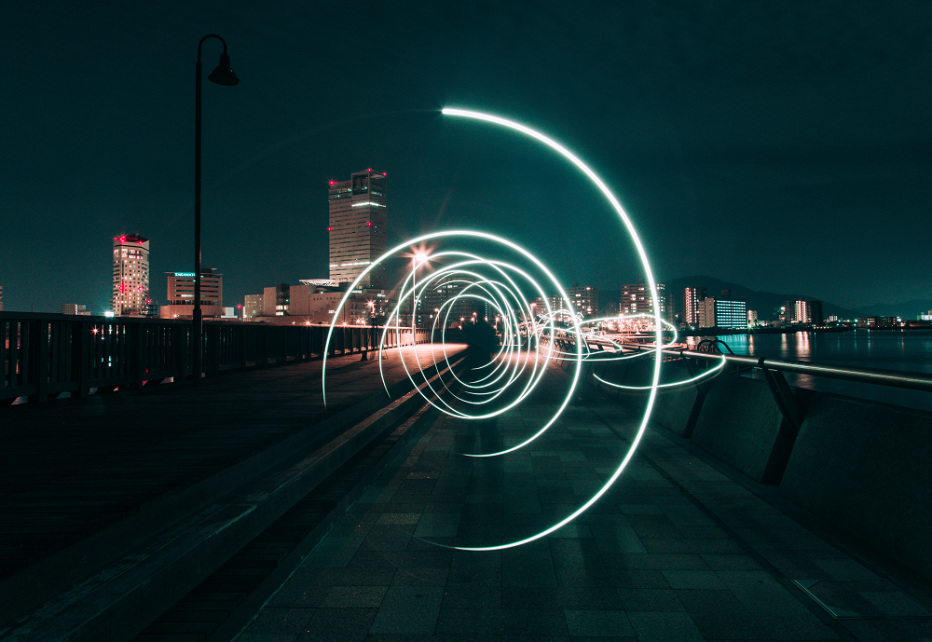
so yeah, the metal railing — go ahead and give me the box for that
[662,347,932,393]
[1,313,430,404]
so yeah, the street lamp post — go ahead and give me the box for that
[193,34,239,385]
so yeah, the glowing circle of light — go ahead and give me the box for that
[321,109,667,551]
[433,108,662,550]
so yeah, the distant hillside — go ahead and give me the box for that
[662,275,860,320]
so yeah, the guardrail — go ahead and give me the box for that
[1,313,430,405]
[653,346,932,435]
[666,347,932,392]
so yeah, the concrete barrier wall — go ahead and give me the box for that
[780,392,932,582]
[690,374,798,484]
[650,365,703,439]
[585,356,932,581]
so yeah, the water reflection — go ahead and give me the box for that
[685,330,932,412]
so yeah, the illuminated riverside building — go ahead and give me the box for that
[245,281,387,325]
[857,316,897,329]
[620,281,667,321]
[244,294,263,319]
[786,300,824,325]
[568,285,598,318]
[699,298,748,329]
[418,276,488,328]
[545,285,598,319]
[159,270,223,318]
[263,283,290,317]
[680,287,706,326]
[61,304,90,315]
[112,234,149,316]
[328,170,388,289]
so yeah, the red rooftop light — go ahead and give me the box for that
[327,227,332,231]
[367,222,371,226]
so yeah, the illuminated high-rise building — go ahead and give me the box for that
[328,170,387,289]
[546,285,599,319]
[620,280,668,321]
[680,287,706,326]
[699,298,747,329]
[112,233,149,316]
[787,300,823,325]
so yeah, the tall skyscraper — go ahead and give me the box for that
[328,170,388,289]
[112,234,149,316]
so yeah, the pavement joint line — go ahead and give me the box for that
[0,349,464,642]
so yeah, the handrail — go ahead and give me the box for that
[660,347,932,393]
[1,314,432,404]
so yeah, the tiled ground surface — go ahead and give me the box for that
[0,345,458,582]
[237,364,932,642]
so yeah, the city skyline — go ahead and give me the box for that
[1,2,930,313]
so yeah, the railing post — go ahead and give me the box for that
[172,323,186,384]
[240,325,248,371]
[74,321,91,398]
[209,324,220,376]
[27,319,49,403]
[129,321,149,389]
[761,365,803,435]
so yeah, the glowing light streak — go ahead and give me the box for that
[321,109,673,552]
[429,109,661,551]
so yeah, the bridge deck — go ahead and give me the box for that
[0,347,456,597]
[235,360,932,642]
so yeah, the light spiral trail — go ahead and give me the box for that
[321,109,721,551]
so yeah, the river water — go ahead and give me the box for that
[684,330,932,412]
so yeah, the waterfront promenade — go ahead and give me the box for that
[2,347,931,641]
[234,361,932,641]
[0,344,462,641]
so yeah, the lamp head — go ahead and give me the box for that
[209,52,240,86]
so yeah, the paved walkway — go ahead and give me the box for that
[237,362,932,641]
[0,344,462,621]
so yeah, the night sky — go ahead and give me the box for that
[2,1,930,313]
